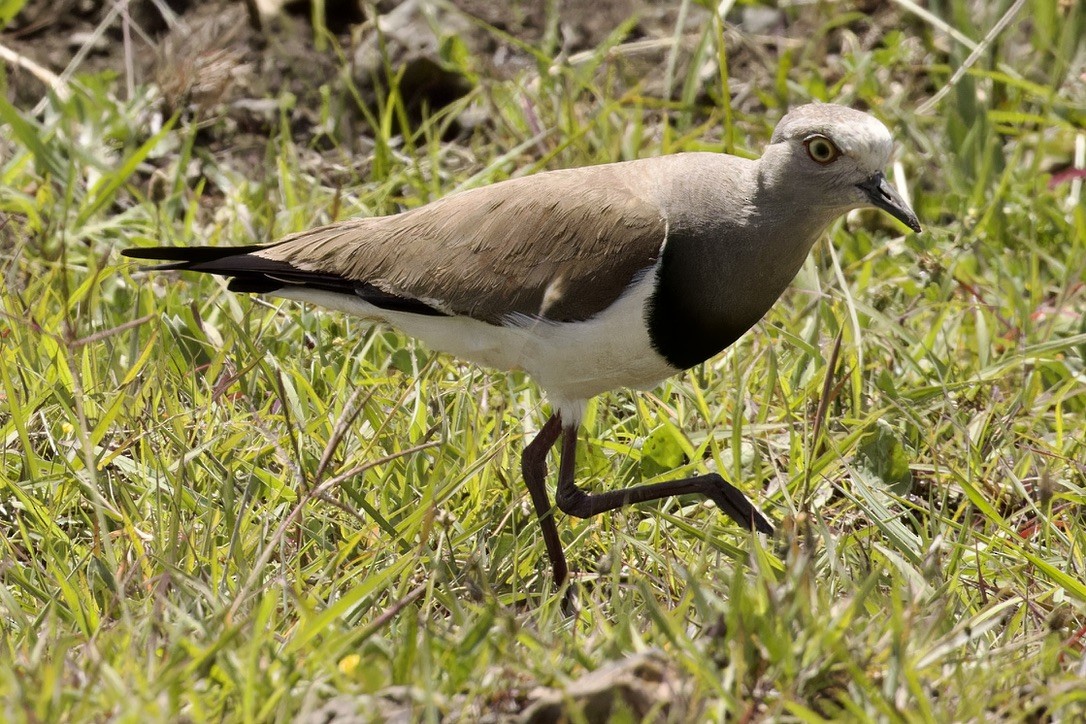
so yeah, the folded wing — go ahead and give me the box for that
[124,163,669,324]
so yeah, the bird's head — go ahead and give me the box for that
[765,103,921,232]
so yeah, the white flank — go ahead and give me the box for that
[270,264,677,425]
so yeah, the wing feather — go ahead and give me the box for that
[261,164,668,323]
[125,162,669,324]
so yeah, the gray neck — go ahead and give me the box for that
[642,155,839,369]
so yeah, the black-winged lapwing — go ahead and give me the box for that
[124,103,920,590]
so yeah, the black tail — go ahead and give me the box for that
[122,244,308,293]
[121,244,271,268]
[121,245,448,316]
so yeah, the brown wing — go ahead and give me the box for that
[259,164,668,323]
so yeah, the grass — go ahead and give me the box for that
[1,0,1085,720]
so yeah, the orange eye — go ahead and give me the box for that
[804,135,840,164]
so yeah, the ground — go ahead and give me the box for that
[1,0,1085,721]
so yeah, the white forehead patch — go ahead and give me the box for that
[773,104,894,171]
[832,115,893,170]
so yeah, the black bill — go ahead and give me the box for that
[857,171,921,232]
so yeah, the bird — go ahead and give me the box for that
[124,103,920,591]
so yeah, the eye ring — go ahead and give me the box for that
[804,135,840,164]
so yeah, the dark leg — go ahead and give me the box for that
[553,424,774,535]
[519,413,568,586]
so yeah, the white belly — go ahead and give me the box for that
[270,267,678,421]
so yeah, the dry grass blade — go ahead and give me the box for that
[0,40,71,102]
[917,0,1028,114]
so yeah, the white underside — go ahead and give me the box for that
[270,267,678,425]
